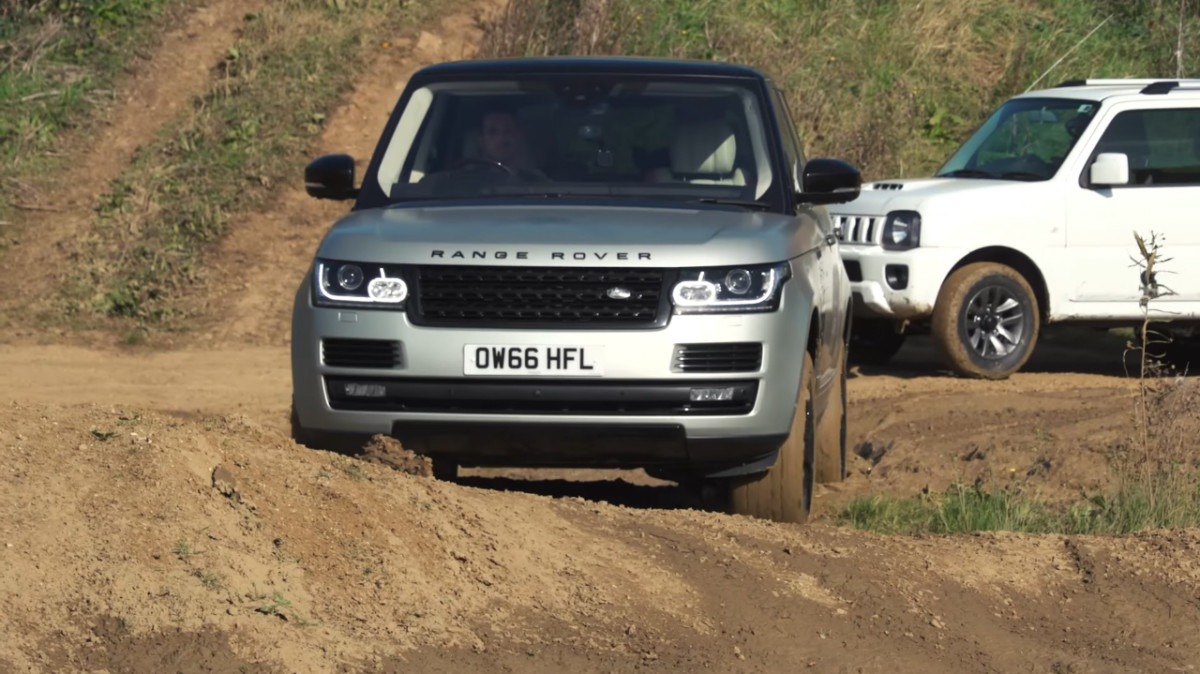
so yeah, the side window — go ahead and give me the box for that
[1092,108,1200,186]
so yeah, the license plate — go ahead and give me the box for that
[463,345,604,376]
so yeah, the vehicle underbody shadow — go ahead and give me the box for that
[453,469,711,512]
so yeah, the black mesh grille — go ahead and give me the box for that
[412,265,668,327]
[843,260,862,282]
[322,339,402,369]
[672,343,763,373]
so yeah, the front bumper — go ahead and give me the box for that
[839,245,963,320]
[290,270,814,474]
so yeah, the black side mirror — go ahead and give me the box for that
[305,154,358,200]
[796,158,861,205]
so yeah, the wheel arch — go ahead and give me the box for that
[947,247,1049,319]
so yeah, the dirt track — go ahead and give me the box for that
[2,1,1200,672]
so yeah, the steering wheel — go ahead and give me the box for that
[449,157,519,177]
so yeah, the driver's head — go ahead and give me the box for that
[479,110,522,164]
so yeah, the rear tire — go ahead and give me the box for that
[931,262,1040,379]
[728,351,815,524]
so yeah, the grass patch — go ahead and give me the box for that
[0,0,194,223]
[193,567,224,590]
[480,0,1200,180]
[60,0,444,328]
[837,468,1200,535]
[254,592,292,616]
[173,538,193,561]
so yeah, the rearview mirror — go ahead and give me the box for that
[305,154,358,200]
[796,158,861,205]
[1089,152,1130,187]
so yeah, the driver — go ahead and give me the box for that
[474,109,547,180]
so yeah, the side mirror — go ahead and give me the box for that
[305,154,358,200]
[1089,152,1130,187]
[796,158,861,205]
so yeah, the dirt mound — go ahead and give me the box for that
[0,404,699,671]
[3,401,1200,672]
[362,434,433,476]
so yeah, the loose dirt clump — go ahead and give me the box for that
[362,434,433,476]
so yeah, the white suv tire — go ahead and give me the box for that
[931,262,1041,379]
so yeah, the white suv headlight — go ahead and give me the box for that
[671,262,790,314]
[314,258,409,308]
[882,210,921,250]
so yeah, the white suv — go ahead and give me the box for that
[830,78,1200,378]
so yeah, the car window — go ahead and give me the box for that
[937,97,1099,181]
[1092,108,1200,186]
[372,76,781,208]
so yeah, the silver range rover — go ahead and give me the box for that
[290,57,861,523]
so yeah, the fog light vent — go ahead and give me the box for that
[885,264,909,290]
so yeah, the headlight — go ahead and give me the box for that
[881,210,921,250]
[671,262,790,314]
[314,258,409,308]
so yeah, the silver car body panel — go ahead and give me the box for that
[291,202,847,475]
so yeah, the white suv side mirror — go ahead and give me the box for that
[1089,152,1130,187]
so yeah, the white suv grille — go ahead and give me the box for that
[834,215,881,246]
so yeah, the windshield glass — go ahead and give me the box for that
[936,97,1099,181]
[373,75,779,207]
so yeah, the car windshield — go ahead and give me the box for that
[373,75,780,207]
[936,97,1099,181]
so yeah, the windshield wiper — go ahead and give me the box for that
[999,171,1048,181]
[938,169,996,179]
[694,198,773,210]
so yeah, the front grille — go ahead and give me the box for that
[835,215,881,245]
[322,339,402,369]
[843,260,863,282]
[672,343,763,373]
[411,265,669,328]
[325,378,757,416]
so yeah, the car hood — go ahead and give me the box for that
[315,201,820,268]
[830,176,1049,216]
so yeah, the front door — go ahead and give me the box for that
[1065,105,1200,320]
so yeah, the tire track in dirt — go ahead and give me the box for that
[0,0,267,327]
[195,0,508,349]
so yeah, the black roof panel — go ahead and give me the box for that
[410,56,772,81]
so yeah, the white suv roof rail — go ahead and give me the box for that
[1053,78,1200,94]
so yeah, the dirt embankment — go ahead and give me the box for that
[3,397,1200,673]
[2,0,1200,672]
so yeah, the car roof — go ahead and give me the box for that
[409,56,774,83]
[1016,78,1200,104]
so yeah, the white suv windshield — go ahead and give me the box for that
[374,76,778,205]
[936,97,1099,181]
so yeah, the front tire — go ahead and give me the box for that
[931,262,1040,379]
[728,351,815,524]
[814,344,847,483]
